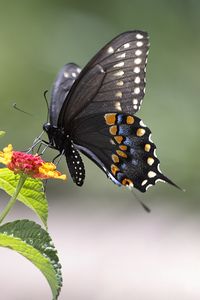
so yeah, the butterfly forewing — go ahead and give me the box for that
[50,63,81,126]
[58,31,149,128]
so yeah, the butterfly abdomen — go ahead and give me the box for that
[65,141,85,186]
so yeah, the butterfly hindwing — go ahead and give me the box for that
[58,31,149,128]
[71,113,176,192]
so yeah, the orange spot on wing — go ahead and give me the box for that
[122,178,133,187]
[144,143,151,152]
[114,135,123,144]
[112,154,119,163]
[109,125,118,135]
[116,150,127,158]
[104,113,117,125]
[119,145,127,151]
[126,116,134,124]
[111,164,120,175]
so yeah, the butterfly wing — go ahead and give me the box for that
[50,63,81,126]
[58,31,149,128]
[71,113,179,192]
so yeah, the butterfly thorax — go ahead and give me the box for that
[43,122,70,152]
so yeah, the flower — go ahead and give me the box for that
[0,144,67,180]
[39,162,67,180]
[0,144,13,165]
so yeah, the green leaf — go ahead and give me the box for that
[0,220,62,300]
[0,131,5,137]
[0,168,48,227]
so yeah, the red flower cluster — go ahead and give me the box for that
[8,151,43,177]
[0,144,66,180]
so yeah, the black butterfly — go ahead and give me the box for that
[43,30,179,192]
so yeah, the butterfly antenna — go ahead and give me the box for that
[131,189,151,213]
[43,90,50,123]
[13,103,33,116]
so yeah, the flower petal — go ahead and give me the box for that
[0,144,13,165]
[38,163,67,180]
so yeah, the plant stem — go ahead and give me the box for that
[0,174,27,224]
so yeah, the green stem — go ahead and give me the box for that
[0,174,27,224]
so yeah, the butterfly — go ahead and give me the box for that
[43,30,180,192]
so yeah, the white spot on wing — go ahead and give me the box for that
[133,105,138,110]
[114,70,124,76]
[137,41,143,47]
[108,46,114,54]
[139,120,146,127]
[115,101,122,111]
[134,87,140,94]
[136,33,143,39]
[141,179,148,186]
[147,157,154,166]
[77,68,81,73]
[72,72,77,78]
[64,72,69,78]
[133,98,138,105]
[134,58,142,65]
[148,171,157,178]
[124,43,130,48]
[134,67,140,73]
[134,76,141,84]
[117,53,126,59]
[116,91,122,98]
[114,61,125,68]
[110,139,115,145]
[135,49,142,56]
[116,80,124,86]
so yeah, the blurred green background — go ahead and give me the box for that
[0,0,200,299]
[0,0,200,204]
[0,0,199,203]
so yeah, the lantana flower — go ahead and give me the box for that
[0,144,66,180]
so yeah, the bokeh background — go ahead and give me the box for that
[0,0,199,299]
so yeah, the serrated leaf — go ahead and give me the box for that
[0,168,48,227]
[0,131,5,137]
[0,220,62,300]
